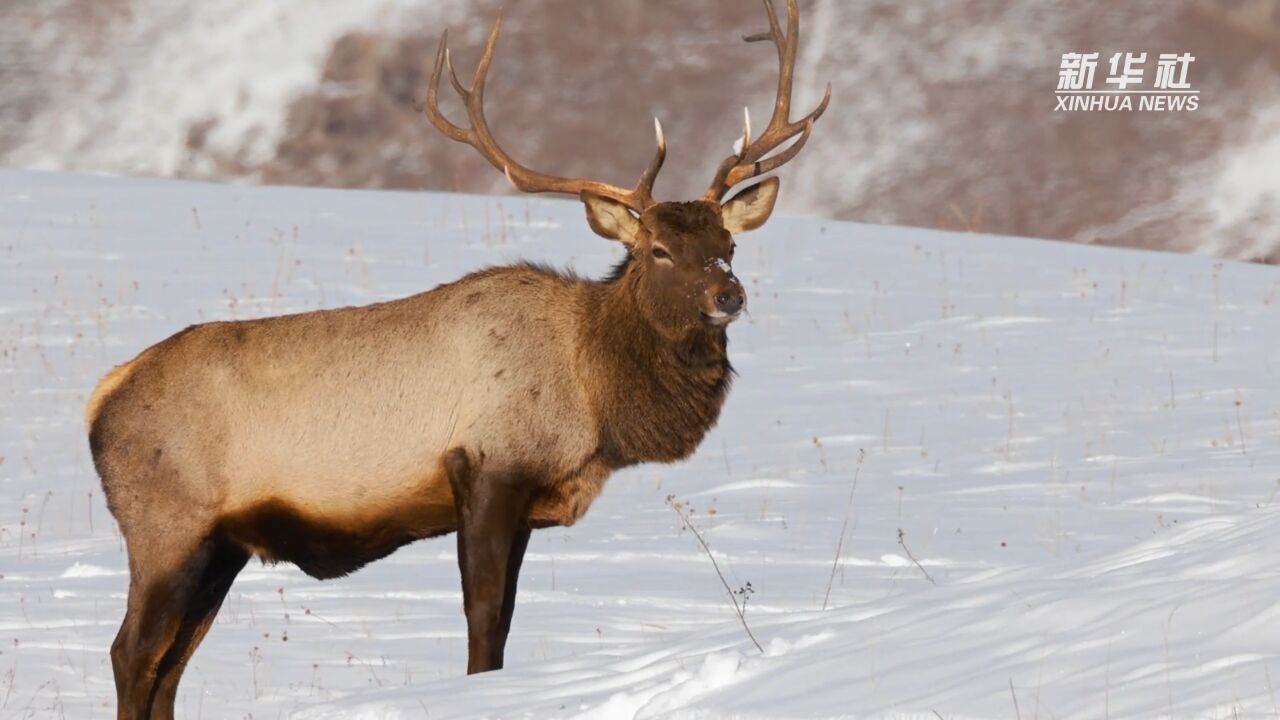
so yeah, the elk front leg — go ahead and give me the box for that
[498,526,531,645]
[446,449,532,674]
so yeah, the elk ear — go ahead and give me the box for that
[581,191,641,246]
[720,177,780,234]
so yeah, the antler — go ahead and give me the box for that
[704,0,831,202]
[425,13,667,213]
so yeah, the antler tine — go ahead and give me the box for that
[742,0,783,47]
[704,0,830,202]
[444,48,468,100]
[470,11,503,98]
[725,116,815,188]
[425,30,470,144]
[633,118,667,208]
[423,12,666,213]
[746,0,791,126]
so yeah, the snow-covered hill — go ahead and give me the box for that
[1,170,1278,718]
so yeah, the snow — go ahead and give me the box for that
[1,169,1279,718]
[6,1,1280,259]
[6,0,468,177]
[1200,106,1280,259]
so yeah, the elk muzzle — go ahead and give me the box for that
[703,272,745,326]
[714,289,744,317]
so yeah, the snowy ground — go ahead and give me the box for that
[1,169,1279,719]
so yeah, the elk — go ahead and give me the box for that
[86,1,827,716]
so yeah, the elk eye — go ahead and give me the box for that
[652,246,672,261]
[729,243,736,258]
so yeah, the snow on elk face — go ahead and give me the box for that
[585,196,775,336]
[641,204,745,329]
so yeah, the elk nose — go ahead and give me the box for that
[714,290,744,316]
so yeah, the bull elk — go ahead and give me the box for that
[86,1,828,716]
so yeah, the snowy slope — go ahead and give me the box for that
[1,170,1278,719]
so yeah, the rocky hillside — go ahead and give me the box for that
[2,0,1279,259]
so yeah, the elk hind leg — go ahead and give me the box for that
[149,537,249,719]
[110,533,219,719]
[446,448,532,674]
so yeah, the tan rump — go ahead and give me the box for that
[84,359,138,432]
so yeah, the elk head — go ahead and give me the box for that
[424,0,830,335]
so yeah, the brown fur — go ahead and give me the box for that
[89,0,821,707]
[84,349,152,433]
[87,195,760,716]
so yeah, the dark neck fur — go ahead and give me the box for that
[580,255,734,468]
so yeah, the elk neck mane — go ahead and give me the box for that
[580,250,734,468]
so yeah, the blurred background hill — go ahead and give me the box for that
[2,0,1278,260]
